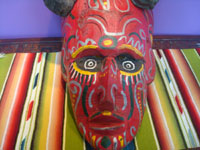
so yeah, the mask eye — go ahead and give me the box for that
[122,61,135,71]
[116,54,144,73]
[84,59,97,70]
[75,56,102,72]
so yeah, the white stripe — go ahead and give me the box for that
[62,90,68,150]
[169,82,176,97]
[93,74,96,84]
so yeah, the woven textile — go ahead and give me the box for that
[0,50,199,150]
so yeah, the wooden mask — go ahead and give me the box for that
[44,0,158,149]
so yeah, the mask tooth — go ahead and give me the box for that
[93,74,97,85]
[126,76,129,86]
[131,75,133,84]
[73,71,78,79]
[69,63,73,72]
[88,75,91,84]
[71,70,77,79]
[113,137,118,150]
[70,68,75,78]
[89,75,94,87]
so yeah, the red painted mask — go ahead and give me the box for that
[61,0,156,149]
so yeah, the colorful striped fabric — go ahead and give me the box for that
[0,50,199,150]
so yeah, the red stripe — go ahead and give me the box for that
[26,101,34,121]
[156,49,162,58]
[196,48,200,55]
[175,96,183,114]
[164,49,200,138]
[1,53,36,149]
[38,53,42,63]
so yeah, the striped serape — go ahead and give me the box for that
[0,49,199,150]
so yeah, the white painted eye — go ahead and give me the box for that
[84,59,97,70]
[122,61,135,71]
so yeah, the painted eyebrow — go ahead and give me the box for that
[117,44,143,59]
[71,45,98,58]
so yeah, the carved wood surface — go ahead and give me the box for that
[0,36,200,53]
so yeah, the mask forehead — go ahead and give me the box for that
[62,0,153,60]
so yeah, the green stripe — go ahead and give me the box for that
[113,113,124,121]
[82,86,89,117]
[91,112,101,119]
[181,49,200,85]
[64,92,84,150]
[0,54,15,98]
[122,75,126,91]
[135,106,159,150]
[128,77,134,120]
[129,32,142,42]
[81,75,85,85]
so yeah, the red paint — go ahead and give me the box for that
[196,48,200,55]
[26,101,34,121]
[156,49,162,58]
[175,96,183,114]
[38,52,42,63]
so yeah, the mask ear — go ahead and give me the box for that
[145,50,156,85]
[131,0,159,9]
[43,0,77,17]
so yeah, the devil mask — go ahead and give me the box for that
[44,0,157,149]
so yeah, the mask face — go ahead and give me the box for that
[61,0,156,149]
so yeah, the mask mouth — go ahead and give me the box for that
[88,112,125,135]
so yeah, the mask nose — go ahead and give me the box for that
[97,57,118,112]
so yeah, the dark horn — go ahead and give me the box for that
[131,0,159,9]
[43,0,76,17]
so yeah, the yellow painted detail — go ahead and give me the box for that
[102,111,112,116]
[118,44,143,57]
[71,45,98,58]
[100,73,106,77]
[150,34,153,45]
[73,62,97,75]
[120,65,144,76]
[103,40,112,46]
[118,136,124,147]
[103,1,107,5]
[92,136,96,148]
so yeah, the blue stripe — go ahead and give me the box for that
[33,73,39,89]
[21,138,26,150]
[165,70,171,82]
